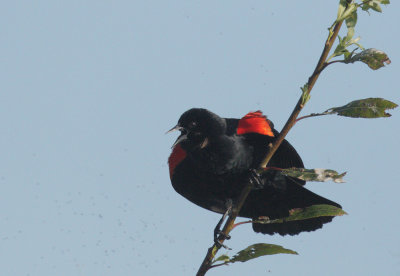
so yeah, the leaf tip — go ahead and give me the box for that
[339,209,349,216]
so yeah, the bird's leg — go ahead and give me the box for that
[213,199,233,249]
[248,169,264,189]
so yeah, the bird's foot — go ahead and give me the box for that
[213,200,233,250]
[214,230,231,250]
[248,169,264,189]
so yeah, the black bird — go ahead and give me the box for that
[168,108,341,236]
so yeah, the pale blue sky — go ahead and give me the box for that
[0,1,399,275]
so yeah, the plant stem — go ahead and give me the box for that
[196,15,344,276]
[259,20,343,168]
[196,183,254,276]
[319,59,347,73]
[296,112,327,122]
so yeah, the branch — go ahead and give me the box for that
[296,112,328,122]
[259,20,343,168]
[196,14,345,276]
[196,183,254,276]
[318,59,347,74]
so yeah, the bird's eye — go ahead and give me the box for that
[188,121,197,129]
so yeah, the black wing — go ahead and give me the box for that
[225,117,304,181]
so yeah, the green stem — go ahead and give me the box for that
[296,112,328,122]
[259,20,343,168]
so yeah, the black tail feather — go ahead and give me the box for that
[239,174,341,235]
[252,216,335,236]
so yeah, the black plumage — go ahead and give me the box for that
[168,108,341,235]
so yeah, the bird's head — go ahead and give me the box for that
[168,108,227,151]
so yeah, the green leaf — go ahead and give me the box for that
[337,0,348,21]
[255,205,347,225]
[337,1,357,22]
[344,47,359,61]
[329,17,363,62]
[326,98,398,118]
[341,3,358,21]
[347,48,391,70]
[230,244,298,263]
[362,0,390,13]
[212,254,230,265]
[345,9,357,29]
[300,84,310,106]
[211,244,298,268]
[344,9,357,42]
[281,168,346,183]
[331,44,349,60]
[370,2,383,12]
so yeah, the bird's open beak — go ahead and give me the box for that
[166,125,187,148]
[171,133,187,148]
[165,125,182,134]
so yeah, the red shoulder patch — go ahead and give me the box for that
[168,144,187,178]
[237,111,274,137]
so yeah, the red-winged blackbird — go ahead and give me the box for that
[168,108,341,235]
